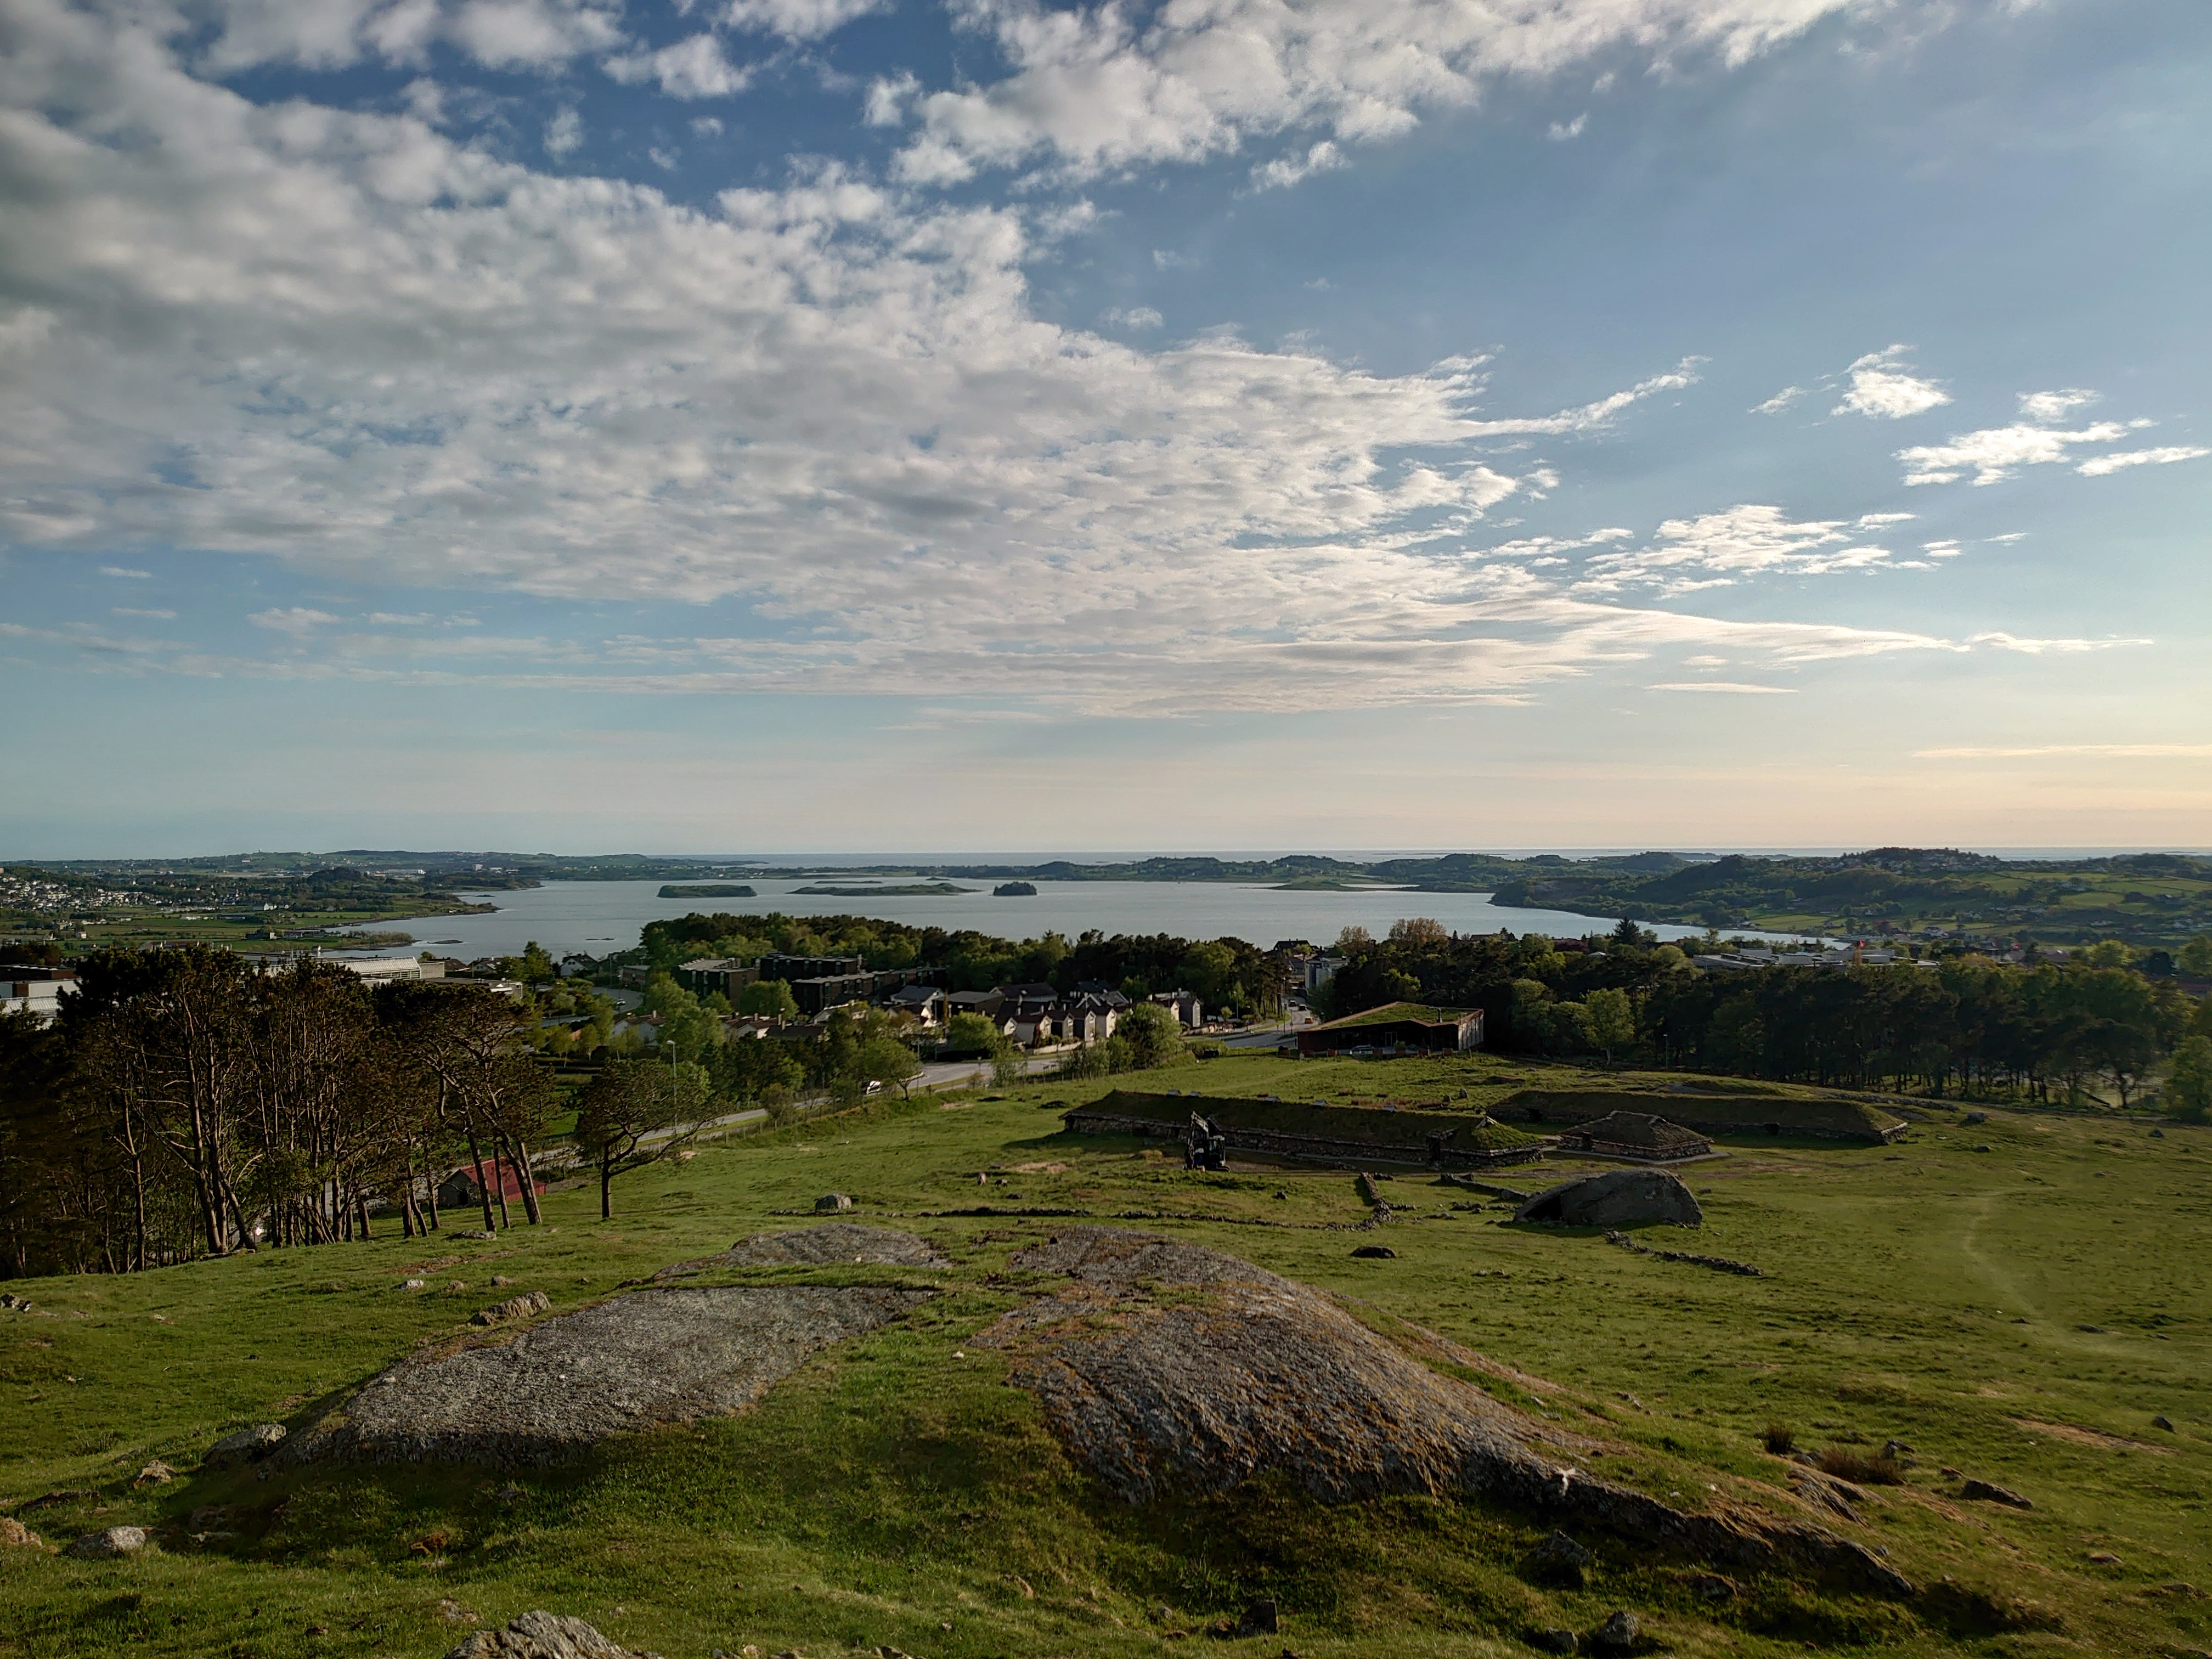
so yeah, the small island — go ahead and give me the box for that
[993,881,1038,896]
[794,881,975,896]
[658,883,757,898]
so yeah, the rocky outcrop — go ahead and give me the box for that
[443,1611,663,1659]
[656,1223,950,1278]
[204,1423,287,1469]
[289,1283,933,1468]
[983,1227,1905,1594]
[1514,1170,1702,1228]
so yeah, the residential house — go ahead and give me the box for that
[884,984,946,1026]
[1149,989,1203,1028]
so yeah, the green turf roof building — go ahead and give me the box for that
[1296,1000,1483,1057]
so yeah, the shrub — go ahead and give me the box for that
[1762,1423,1795,1455]
[1816,1447,1905,1485]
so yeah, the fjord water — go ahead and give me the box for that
[376,878,1807,960]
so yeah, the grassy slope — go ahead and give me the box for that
[2,1052,2208,1659]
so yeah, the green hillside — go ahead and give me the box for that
[2,1052,2208,1659]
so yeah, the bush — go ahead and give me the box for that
[1762,1423,1795,1455]
[1816,1447,1904,1485]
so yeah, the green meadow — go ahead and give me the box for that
[2,1051,2207,1659]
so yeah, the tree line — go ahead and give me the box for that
[0,946,721,1279]
[634,912,1282,1018]
[1319,919,2211,1109]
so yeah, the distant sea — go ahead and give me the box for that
[372,878,1824,961]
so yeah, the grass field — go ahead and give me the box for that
[2,1050,2207,1659]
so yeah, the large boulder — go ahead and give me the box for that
[982,1227,1905,1594]
[1514,1170,1702,1228]
[443,1611,662,1659]
[288,1283,934,1468]
[204,1423,288,1469]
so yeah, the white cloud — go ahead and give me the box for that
[1251,140,1344,190]
[722,0,887,39]
[1648,680,1796,693]
[2017,388,2096,422]
[0,1,2040,717]
[890,0,1878,185]
[112,606,178,618]
[606,33,753,98]
[543,106,583,157]
[99,566,153,578]
[690,116,725,138]
[1898,419,2129,485]
[1750,383,1807,415]
[1577,505,1902,595]
[1547,112,1587,141]
[197,0,624,74]
[1964,632,2151,654]
[2075,445,2209,477]
[1833,345,1949,420]
[249,607,344,633]
[1101,306,1163,329]
[864,70,919,126]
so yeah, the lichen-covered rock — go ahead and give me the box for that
[1514,1170,1702,1228]
[289,1284,933,1468]
[65,1526,148,1559]
[204,1423,287,1469]
[656,1224,950,1278]
[983,1228,1904,1594]
[443,1610,663,1659]
[472,1291,551,1326]
[814,1192,855,1213]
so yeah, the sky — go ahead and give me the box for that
[1,0,2208,857]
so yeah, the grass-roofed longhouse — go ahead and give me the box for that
[1558,1110,1712,1163]
[1294,1000,1483,1056]
[1062,1089,1549,1169]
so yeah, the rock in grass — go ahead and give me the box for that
[1514,1170,1702,1228]
[0,1517,46,1550]
[472,1291,551,1327]
[1961,1479,2033,1509]
[1350,1245,1396,1259]
[1528,1529,1595,1587]
[204,1423,287,1469]
[135,1460,176,1484]
[2152,1414,2176,1431]
[65,1526,148,1559]
[814,1193,855,1213]
[1531,1630,1579,1655]
[984,1228,1909,1595]
[443,1610,663,1658]
[1238,1598,1279,1635]
[1587,1609,1641,1656]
